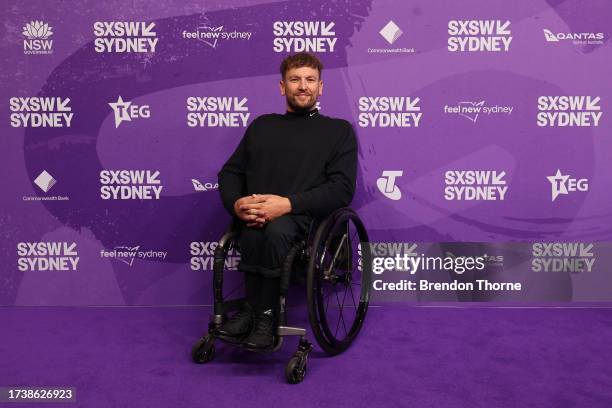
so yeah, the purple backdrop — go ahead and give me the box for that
[1,0,611,305]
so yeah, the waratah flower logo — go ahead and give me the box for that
[22,21,53,40]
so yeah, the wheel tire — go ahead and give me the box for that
[285,356,306,384]
[307,208,371,356]
[192,336,215,364]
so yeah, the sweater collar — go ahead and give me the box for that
[285,108,319,118]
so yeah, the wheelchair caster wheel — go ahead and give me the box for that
[192,335,215,364]
[285,356,307,384]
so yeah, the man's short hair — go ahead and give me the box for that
[280,52,323,79]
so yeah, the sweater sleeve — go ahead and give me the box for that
[288,121,357,217]
[217,123,252,216]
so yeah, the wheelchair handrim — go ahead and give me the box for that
[307,208,371,355]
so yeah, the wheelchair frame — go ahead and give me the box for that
[192,207,371,383]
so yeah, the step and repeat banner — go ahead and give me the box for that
[1,0,611,305]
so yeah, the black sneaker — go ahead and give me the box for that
[213,304,254,341]
[244,309,276,349]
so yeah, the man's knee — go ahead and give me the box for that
[264,216,299,245]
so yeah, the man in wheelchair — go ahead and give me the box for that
[215,52,358,349]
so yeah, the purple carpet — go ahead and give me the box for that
[2,305,612,407]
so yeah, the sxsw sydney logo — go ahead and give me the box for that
[93,21,158,53]
[358,97,422,127]
[532,242,595,273]
[190,241,240,271]
[186,96,250,127]
[273,21,337,52]
[10,97,72,128]
[537,96,601,127]
[100,245,167,266]
[448,20,512,52]
[100,170,163,200]
[182,25,253,48]
[17,242,79,271]
[543,28,604,45]
[23,20,54,55]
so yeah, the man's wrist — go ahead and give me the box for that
[284,197,292,215]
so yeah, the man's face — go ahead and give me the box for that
[280,66,323,112]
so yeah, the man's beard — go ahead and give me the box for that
[286,93,317,113]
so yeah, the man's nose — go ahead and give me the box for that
[298,79,308,90]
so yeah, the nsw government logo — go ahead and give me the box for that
[273,21,337,52]
[23,170,69,202]
[23,20,54,55]
[358,97,422,127]
[93,21,158,53]
[10,97,73,128]
[444,170,508,201]
[547,169,588,202]
[537,96,601,127]
[186,97,250,127]
[443,100,513,123]
[109,96,150,128]
[190,241,240,271]
[368,20,415,54]
[182,25,253,48]
[17,242,79,271]
[543,28,604,45]
[100,170,163,200]
[100,245,167,266]
[377,171,403,200]
[448,20,512,52]
[531,242,595,273]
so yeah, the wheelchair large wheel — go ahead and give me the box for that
[306,208,371,355]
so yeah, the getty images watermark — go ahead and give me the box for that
[367,242,521,293]
[370,242,522,291]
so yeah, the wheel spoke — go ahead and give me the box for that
[348,281,357,309]
[339,284,349,336]
[325,284,332,314]
[334,289,342,337]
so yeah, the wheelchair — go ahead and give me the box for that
[191,207,372,383]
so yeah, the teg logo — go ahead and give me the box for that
[17,242,79,271]
[93,21,158,53]
[547,169,588,202]
[448,20,512,52]
[272,21,337,52]
[531,242,595,273]
[186,97,250,127]
[22,20,54,55]
[358,97,422,127]
[108,96,150,128]
[537,96,601,127]
[377,171,403,200]
[444,170,508,201]
[9,97,73,128]
[100,170,163,200]
[190,241,240,271]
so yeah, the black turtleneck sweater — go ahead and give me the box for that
[218,108,357,218]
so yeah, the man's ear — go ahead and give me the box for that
[318,80,323,96]
[279,79,286,96]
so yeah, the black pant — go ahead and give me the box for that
[239,215,311,312]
